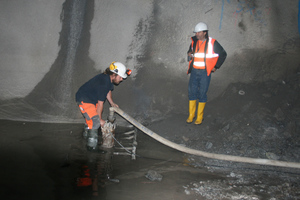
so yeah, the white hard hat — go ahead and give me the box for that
[193,22,208,33]
[109,62,127,78]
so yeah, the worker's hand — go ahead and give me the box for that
[100,119,106,127]
[187,52,194,58]
[212,68,217,73]
[111,103,119,108]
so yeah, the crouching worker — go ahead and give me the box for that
[76,62,131,151]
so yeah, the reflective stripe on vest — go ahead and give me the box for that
[193,37,219,75]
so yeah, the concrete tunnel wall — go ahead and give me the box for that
[0,0,299,123]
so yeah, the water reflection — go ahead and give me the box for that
[76,148,116,198]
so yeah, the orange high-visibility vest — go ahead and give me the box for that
[192,37,219,76]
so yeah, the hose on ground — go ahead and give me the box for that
[109,107,300,169]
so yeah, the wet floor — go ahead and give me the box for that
[0,120,223,200]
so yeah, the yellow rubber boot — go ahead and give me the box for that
[195,102,206,125]
[186,100,197,123]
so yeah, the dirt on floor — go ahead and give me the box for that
[0,74,300,200]
[146,73,300,199]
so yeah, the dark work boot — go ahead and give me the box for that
[86,129,98,151]
[83,124,88,139]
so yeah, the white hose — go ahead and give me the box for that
[109,107,300,169]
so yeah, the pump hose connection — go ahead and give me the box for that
[109,107,300,169]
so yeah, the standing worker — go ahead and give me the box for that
[76,62,131,151]
[186,22,227,125]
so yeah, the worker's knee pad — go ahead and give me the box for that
[91,115,101,129]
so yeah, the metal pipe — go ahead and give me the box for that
[108,107,116,123]
[109,107,300,169]
[123,130,135,135]
[113,152,131,156]
[115,147,135,150]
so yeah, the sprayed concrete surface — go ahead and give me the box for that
[0,0,300,122]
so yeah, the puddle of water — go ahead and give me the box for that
[73,125,222,200]
[0,120,221,200]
